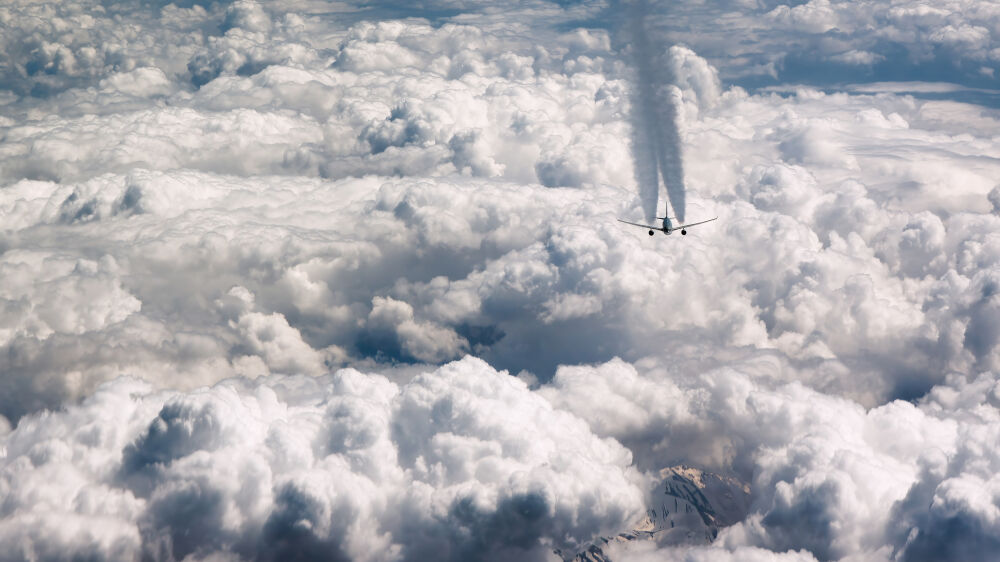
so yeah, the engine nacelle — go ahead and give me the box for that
[681,229,687,235]
[648,230,654,236]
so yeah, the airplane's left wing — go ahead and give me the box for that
[675,217,718,229]
[617,219,659,229]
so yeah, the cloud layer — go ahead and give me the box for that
[633,0,1000,90]
[2,0,1000,559]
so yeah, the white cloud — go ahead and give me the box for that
[0,251,139,343]
[607,542,819,562]
[766,1,839,34]
[829,50,884,66]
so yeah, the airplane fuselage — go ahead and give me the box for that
[647,217,686,236]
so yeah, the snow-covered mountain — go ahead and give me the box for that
[560,466,751,561]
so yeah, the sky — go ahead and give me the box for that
[1,0,999,560]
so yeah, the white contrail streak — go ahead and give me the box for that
[627,0,686,224]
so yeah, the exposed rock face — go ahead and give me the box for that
[560,466,751,561]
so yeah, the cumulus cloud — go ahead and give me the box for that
[2,0,1000,559]
[0,358,643,561]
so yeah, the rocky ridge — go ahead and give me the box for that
[560,466,751,561]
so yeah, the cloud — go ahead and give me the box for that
[0,358,643,560]
[0,1,217,97]
[606,542,819,562]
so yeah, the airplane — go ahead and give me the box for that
[618,215,717,236]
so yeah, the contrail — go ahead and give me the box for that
[626,0,686,224]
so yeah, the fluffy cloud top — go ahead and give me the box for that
[0,358,643,561]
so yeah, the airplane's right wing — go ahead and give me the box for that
[618,219,659,230]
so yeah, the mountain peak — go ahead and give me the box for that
[560,465,751,561]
